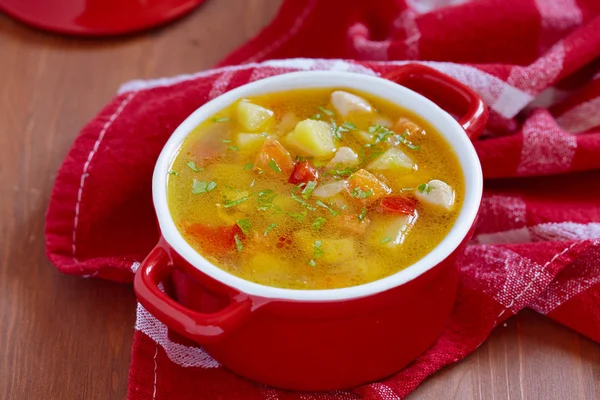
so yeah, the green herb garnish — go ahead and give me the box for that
[186,161,202,172]
[212,117,230,123]
[343,121,358,131]
[234,234,243,251]
[222,139,232,143]
[268,159,281,174]
[315,200,340,216]
[313,240,324,259]
[327,168,355,177]
[236,219,252,235]
[288,210,307,220]
[418,183,432,194]
[318,107,334,116]
[308,259,316,267]
[350,187,374,199]
[301,181,317,199]
[192,179,217,194]
[168,170,179,176]
[264,223,277,236]
[291,193,316,210]
[312,217,327,230]
[358,208,367,222]
[380,236,392,244]
[224,196,249,208]
[228,145,241,151]
[244,163,254,170]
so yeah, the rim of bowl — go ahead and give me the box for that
[153,70,483,302]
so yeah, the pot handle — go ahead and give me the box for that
[384,63,488,141]
[134,245,253,344]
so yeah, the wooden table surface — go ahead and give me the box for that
[1,1,598,399]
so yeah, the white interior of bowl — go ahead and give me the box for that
[153,71,483,301]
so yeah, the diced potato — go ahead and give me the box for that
[367,148,414,173]
[351,130,375,144]
[330,90,373,117]
[293,230,356,264]
[347,169,392,204]
[343,257,381,282]
[236,100,274,131]
[245,253,291,281]
[312,180,348,198]
[327,147,359,168]
[415,179,455,211]
[369,214,417,248]
[285,119,336,158]
[394,117,424,136]
[235,133,266,152]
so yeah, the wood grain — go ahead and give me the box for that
[0,1,598,399]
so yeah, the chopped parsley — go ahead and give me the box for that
[313,240,324,259]
[380,236,392,244]
[192,180,217,194]
[315,200,340,216]
[400,187,416,192]
[168,170,179,176]
[342,121,358,131]
[186,161,202,172]
[312,217,327,230]
[301,181,317,199]
[264,223,277,236]
[318,106,334,116]
[327,168,355,177]
[418,183,432,194]
[224,196,249,208]
[291,193,316,210]
[395,130,421,150]
[358,207,367,222]
[308,259,316,267]
[235,219,252,235]
[222,139,232,143]
[212,117,230,123]
[234,234,243,251]
[228,145,241,151]
[288,210,307,220]
[244,163,254,170]
[350,187,374,199]
[268,159,281,174]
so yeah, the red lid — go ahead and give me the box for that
[0,0,205,36]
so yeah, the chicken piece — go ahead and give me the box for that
[414,179,455,211]
[330,90,373,117]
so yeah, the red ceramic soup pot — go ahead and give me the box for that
[134,64,486,391]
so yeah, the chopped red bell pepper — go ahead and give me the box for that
[288,160,320,185]
[378,195,417,215]
[184,223,243,255]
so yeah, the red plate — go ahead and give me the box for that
[0,0,205,36]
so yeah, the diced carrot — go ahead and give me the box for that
[346,169,391,205]
[288,160,320,185]
[184,223,243,256]
[378,195,417,215]
[255,138,294,176]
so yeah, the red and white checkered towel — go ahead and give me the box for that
[45,0,600,398]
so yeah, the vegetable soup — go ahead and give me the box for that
[167,88,464,289]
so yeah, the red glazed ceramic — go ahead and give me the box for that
[0,0,204,36]
[134,64,487,391]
